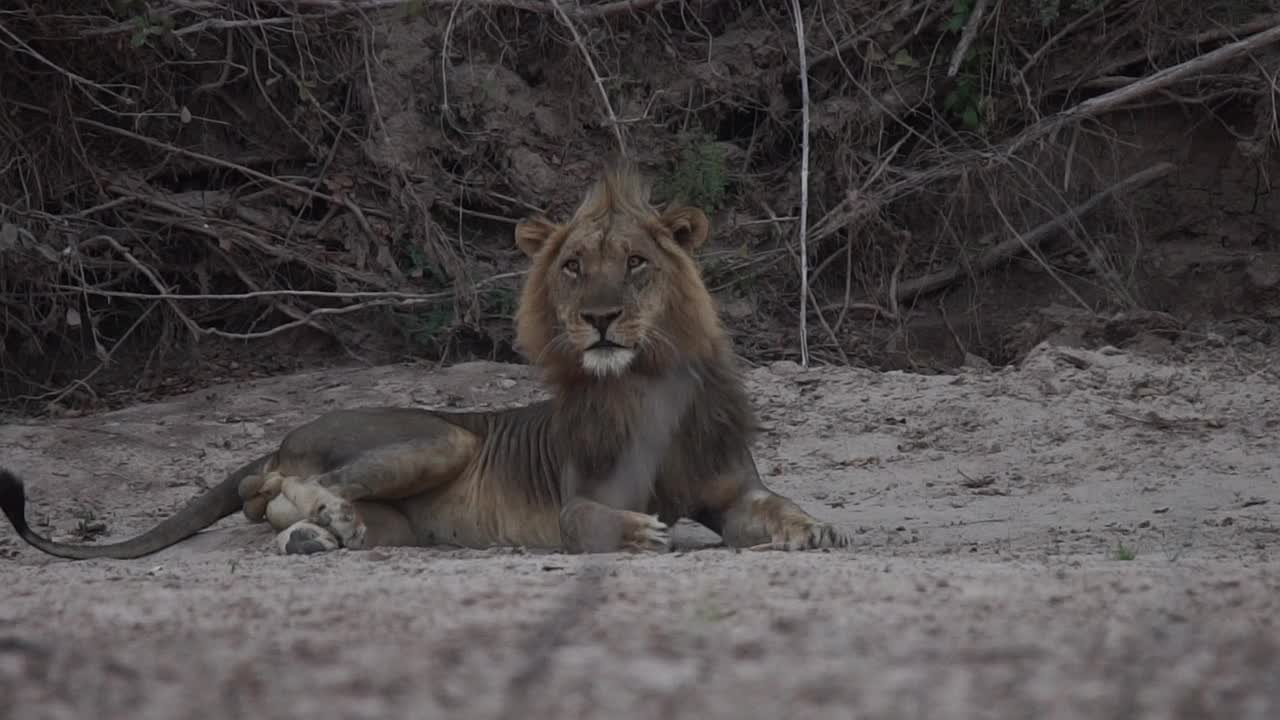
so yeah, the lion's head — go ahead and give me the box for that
[513,163,727,384]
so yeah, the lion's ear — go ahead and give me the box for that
[515,217,558,258]
[659,206,710,250]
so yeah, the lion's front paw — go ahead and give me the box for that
[753,517,851,552]
[621,512,670,553]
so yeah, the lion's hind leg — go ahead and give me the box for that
[239,417,480,555]
[237,466,425,555]
[273,431,479,553]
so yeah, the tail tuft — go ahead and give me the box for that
[0,468,29,534]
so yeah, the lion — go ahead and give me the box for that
[0,162,850,560]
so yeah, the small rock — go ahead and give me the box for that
[769,360,803,375]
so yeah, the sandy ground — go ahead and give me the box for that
[2,340,1279,719]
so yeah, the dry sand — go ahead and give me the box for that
[2,341,1278,719]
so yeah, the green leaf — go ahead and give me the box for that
[961,106,980,130]
[892,49,918,68]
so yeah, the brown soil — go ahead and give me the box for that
[3,340,1278,718]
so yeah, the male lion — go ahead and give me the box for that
[0,163,849,559]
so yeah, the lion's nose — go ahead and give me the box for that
[580,310,622,336]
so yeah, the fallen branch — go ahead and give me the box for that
[1050,13,1280,92]
[1056,22,1280,128]
[892,161,1176,304]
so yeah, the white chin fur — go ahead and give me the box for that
[581,347,637,377]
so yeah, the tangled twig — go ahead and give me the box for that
[807,18,1280,248]
[3,0,1278,406]
[551,1,629,156]
[891,162,1177,304]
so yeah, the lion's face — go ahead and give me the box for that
[513,168,724,382]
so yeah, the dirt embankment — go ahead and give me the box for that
[1,340,1278,718]
[2,1,1279,414]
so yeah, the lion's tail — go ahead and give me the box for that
[0,453,273,561]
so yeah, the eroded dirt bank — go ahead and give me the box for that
[2,341,1278,719]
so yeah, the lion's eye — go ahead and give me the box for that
[563,259,581,275]
[626,255,647,271]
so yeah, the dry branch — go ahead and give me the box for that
[1039,22,1280,146]
[46,274,525,303]
[788,0,812,368]
[552,1,628,155]
[947,0,988,78]
[892,162,1176,304]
